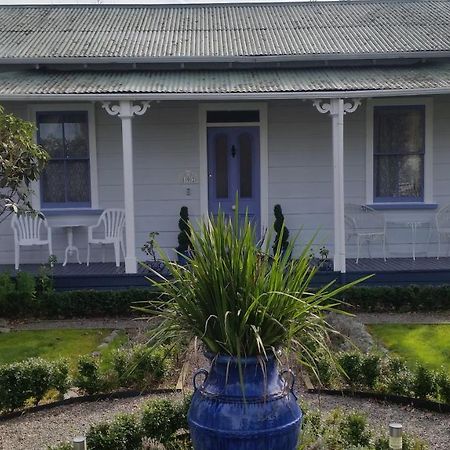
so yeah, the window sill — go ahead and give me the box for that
[42,208,103,216]
[368,203,438,210]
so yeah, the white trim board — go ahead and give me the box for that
[27,103,99,210]
[198,102,269,235]
[365,97,434,206]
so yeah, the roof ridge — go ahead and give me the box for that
[0,0,448,9]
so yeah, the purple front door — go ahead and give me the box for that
[207,127,260,230]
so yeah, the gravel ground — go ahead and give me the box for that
[301,392,450,449]
[0,393,182,450]
[0,391,448,450]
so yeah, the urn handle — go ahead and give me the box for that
[280,369,297,400]
[193,368,209,391]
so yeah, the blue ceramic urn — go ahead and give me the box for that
[188,354,302,450]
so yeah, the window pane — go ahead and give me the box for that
[38,114,64,158]
[215,134,228,199]
[239,133,252,198]
[42,161,65,203]
[67,161,90,203]
[207,110,259,123]
[374,106,425,154]
[64,113,89,158]
[374,154,424,200]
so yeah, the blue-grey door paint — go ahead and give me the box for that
[207,126,260,228]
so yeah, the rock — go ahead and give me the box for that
[0,327,10,333]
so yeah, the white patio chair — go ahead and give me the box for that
[344,204,387,263]
[435,204,450,259]
[86,209,126,267]
[11,213,53,270]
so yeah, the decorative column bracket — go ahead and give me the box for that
[312,98,361,274]
[102,101,151,118]
[101,100,151,274]
[313,98,361,116]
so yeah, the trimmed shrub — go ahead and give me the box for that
[112,344,169,389]
[75,355,104,395]
[338,352,363,387]
[108,413,142,450]
[86,422,114,450]
[436,369,450,404]
[0,357,69,412]
[360,353,382,389]
[141,399,180,443]
[339,411,372,448]
[383,356,413,397]
[412,364,436,399]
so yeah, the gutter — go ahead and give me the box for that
[0,88,449,102]
[1,51,450,66]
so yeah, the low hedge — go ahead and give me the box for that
[342,285,450,312]
[1,270,450,319]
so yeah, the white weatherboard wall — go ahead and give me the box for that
[1,96,450,266]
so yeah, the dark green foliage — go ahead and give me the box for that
[436,369,450,404]
[75,355,104,395]
[338,352,363,387]
[108,413,143,450]
[342,285,450,313]
[272,204,289,254]
[0,357,69,412]
[412,364,436,399]
[0,283,157,319]
[112,344,168,389]
[314,353,334,387]
[360,353,381,389]
[141,399,181,443]
[339,411,372,447]
[383,356,413,397]
[176,206,191,254]
[86,422,114,450]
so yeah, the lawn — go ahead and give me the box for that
[0,329,127,368]
[368,324,450,373]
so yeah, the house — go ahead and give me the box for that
[2,0,450,287]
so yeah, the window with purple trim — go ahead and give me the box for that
[373,105,425,202]
[37,111,91,208]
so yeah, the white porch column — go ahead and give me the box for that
[102,101,151,273]
[313,98,361,273]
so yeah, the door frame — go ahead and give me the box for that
[199,102,268,235]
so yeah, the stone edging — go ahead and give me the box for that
[308,388,450,413]
[0,388,181,422]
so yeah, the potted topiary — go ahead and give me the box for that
[176,206,192,265]
[273,204,289,257]
[143,209,364,450]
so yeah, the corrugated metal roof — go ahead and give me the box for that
[0,1,450,61]
[1,64,450,97]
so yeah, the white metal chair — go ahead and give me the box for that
[344,204,387,263]
[435,204,450,259]
[86,209,125,267]
[11,213,52,270]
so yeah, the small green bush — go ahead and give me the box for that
[383,356,413,397]
[86,422,113,450]
[75,355,104,395]
[360,353,381,389]
[0,357,69,412]
[436,369,450,404]
[112,344,168,389]
[108,413,143,450]
[412,364,435,399]
[339,411,372,447]
[141,399,180,443]
[46,443,72,450]
[313,353,334,387]
[339,352,362,387]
